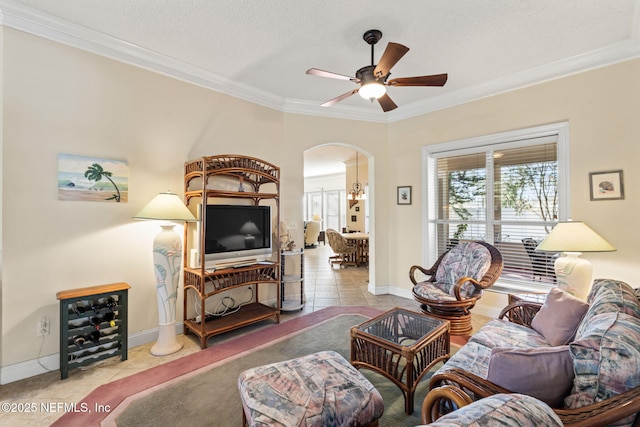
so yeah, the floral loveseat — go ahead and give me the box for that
[426,278,640,426]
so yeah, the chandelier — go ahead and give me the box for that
[348,151,366,207]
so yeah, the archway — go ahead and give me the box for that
[303,143,376,292]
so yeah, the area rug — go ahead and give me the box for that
[53,306,465,427]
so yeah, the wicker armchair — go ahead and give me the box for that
[410,241,503,335]
[325,228,357,267]
[426,374,640,426]
[426,301,640,426]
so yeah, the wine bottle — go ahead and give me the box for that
[90,316,101,330]
[104,312,116,328]
[105,297,117,311]
[72,335,85,349]
[72,301,86,315]
[90,299,103,314]
[89,330,100,345]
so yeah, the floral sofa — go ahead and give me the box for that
[426,278,640,426]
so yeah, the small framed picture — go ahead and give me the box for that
[355,206,360,212]
[397,186,412,205]
[589,170,624,201]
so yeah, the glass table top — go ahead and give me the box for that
[355,308,447,347]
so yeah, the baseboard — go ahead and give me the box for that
[0,323,182,385]
[369,283,414,299]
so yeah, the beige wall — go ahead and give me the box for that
[387,59,640,307]
[0,28,389,375]
[2,26,639,379]
[2,29,208,368]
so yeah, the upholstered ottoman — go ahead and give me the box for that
[238,350,384,427]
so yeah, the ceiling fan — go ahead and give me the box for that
[306,29,448,112]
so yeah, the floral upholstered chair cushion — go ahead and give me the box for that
[566,312,640,427]
[433,318,552,381]
[575,278,640,339]
[421,393,563,427]
[423,241,492,299]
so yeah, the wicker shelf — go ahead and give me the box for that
[183,302,276,341]
[183,155,281,349]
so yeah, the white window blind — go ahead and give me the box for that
[424,124,569,291]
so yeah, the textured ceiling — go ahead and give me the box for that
[2,0,639,175]
[3,0,640,122]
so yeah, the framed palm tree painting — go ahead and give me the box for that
[58,154,129,202]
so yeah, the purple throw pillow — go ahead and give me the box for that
[487,346,574,408]
[531,288,589,346]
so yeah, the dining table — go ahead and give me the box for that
[341,232,369,267]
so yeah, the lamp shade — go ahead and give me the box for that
[536,221,615,252]
[133,191,196,222]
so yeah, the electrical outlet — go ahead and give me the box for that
[36,317,50,336]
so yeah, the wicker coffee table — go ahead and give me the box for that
[350,307,450,414]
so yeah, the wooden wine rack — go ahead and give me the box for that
[56,282,130,380]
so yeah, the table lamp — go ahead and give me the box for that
[134,191,196,355]
[536,221,615,300]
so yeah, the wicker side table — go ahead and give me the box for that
[350,307,450,414]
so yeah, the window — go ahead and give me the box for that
[304,189,346,231]
[324,190,345,231]
[424,123,569,291]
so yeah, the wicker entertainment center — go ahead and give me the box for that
[182,155,281,349]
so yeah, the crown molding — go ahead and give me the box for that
[387,39,640,122]
[282,98,388,123]
[1,0,639,124]
[0,0,285,111]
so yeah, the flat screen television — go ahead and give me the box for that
[201,204,272,266]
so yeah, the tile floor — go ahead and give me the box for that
[0,243,489,426]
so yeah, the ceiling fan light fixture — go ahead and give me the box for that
[358,81,386,100]
[307,29,447,112]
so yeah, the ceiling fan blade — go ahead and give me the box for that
[306,68,355,81]
[387,73,448,87]
[377,93,398,112]
[321,89,359,107]
[373,42,410,78]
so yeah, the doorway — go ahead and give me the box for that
[303,144,375,289]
